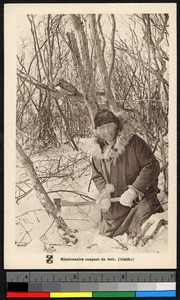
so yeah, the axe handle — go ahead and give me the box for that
[110,197,120,203]
[53,197,120,208]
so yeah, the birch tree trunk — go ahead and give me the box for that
[90,14,118,112]
[16,141,78,244]
[67,31,95,124]
[70,14,97,108]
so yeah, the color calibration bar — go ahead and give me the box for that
[6,271,176,298]
[7,290,176,298]
[7,282,176,298]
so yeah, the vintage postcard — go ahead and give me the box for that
[4,3,176,269]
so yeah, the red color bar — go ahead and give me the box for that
[7,292,50,298]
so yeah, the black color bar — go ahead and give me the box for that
[7,282,28,292]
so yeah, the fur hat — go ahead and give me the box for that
[94,109,119,129]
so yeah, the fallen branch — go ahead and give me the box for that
[43,242,71,253]
[16,209,45,219]
[134,221,154,247]
[76,206,98,224]
[113,238,128,251]
[143,219,168,244]
[87,243,98,249]
[16,221,33,246]
[39,221,55,241]
[16,141,78,245]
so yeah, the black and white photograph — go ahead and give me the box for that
[4,3,176,269]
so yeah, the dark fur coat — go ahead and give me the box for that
[90,113,163,237]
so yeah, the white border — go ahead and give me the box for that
[4,3,177,269]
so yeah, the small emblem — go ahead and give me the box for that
[46,255,53,264]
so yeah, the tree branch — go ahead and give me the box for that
[109,14,116,83]
[16,141,78,244]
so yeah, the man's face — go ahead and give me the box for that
[97,122,117,143]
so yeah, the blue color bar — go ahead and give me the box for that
[136,290,176,297]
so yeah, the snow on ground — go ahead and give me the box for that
[15,141,168,254]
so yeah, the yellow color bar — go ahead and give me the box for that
[50,292,92,298]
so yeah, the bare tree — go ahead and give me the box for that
[17,13,169,191]
[90,14,118,112]
[113,14,169,191]
[17,14,79,151]
[16,141,78,244]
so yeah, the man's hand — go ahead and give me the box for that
[96,189,111,213]
[99,198,111,213]
[119,188,137,207]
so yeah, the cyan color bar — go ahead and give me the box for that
[136,290,176,297]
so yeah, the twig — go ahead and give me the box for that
[43,242,71,249]
[16,221,33,245]
[16,241,30,247]
[76,206,98,224]
[113,238,128,251]
[109,14,116,82]
[39,220,55,240]
[87,243,98,249]
[134,221,154,247]
[16,185,26,194]
[17,232,32,246]
[33,210,41,222]
[18,217,33,226]
[143,219,168,244]
[16,178,47,203]
[16,209,45,219]
[48,189,95,202]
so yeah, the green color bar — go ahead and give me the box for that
[93,291,136,298]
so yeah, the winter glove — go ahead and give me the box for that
[99,198,111,213]
[96,189,111,213]
[119,188,137,207]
